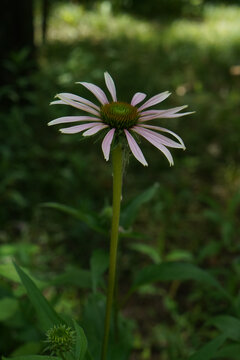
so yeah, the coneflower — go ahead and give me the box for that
[49,72,193,166]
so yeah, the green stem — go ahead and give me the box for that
[113,281,119,341]
[101,144,123,360]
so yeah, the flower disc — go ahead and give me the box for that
[101,102,139,130]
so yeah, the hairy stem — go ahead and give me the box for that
[101,144,123,360]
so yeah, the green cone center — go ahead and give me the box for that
[100,102,139,130]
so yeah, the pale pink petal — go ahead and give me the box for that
[139,111,194,121]
[133,126,183,149]
[139,105,194,121]
[83,124,108,136]
[58,93,100,110]
[159,112,194,118]
[131,92,147,106]
[48,116,102,126]
[77,82,109,105]
[104,72,117,102]
[132,127,174,166]
[140,105,188,117]
[124,130,148,166]
[139,124,186,149]
[102,128,115,161]
[60,122,100,134]
[50,100,65,105]
[137,91,171,111]
[56,95,100,116]
[139,113,166,121]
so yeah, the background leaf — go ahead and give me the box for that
[210,315,240,341]
[10,342,42,357]
[0,297,18,321]
[188,335,226,360]
[128,243,161,264]
[120,183,159,228]
[2,357,60,360]
[49,267,92,289]
[132,262,231,301]
[90,250,109,293]
[215,344,240,358]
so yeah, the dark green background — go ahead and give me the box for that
[1,0,240,359]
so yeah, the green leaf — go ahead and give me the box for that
[188,335,226,360]
[132,262,231,301]
[49,268,91,289]
[0,263,91,290]
[74,320,88,360]
[119,230,149,240]
[0,263,47,289]
[120,183,159,228]
[90,250,109,293]
[81,294,134,360]
[40,202,107,235]
[0,263,26,283]
[11,342,42,357]
[107,316,134,360]
[0,297,18,321]
[85,351,94,360]
[215,344,240,358]
[14,262,62,331]
[128,243,161,264]
[2,357,60,360]
[85,352,93,360]
[166,249,193,262]
[210,315,240,341]
[81,294,105,359]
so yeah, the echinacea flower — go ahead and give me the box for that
[49,72,193,166]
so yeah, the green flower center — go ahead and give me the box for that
[100,102,139,130]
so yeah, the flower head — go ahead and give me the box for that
[45,324,75,355]
[49,72,193,166]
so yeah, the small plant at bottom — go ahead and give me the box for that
[45,324,76,357]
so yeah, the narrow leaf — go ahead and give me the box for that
[40,202,107,235]
[0,263,46,288]
[0,263,91,290]
[14,262,62,331]
[0,263,20,282]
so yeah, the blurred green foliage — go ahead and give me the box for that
[1,1,240,359]
[113,0,205,18]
